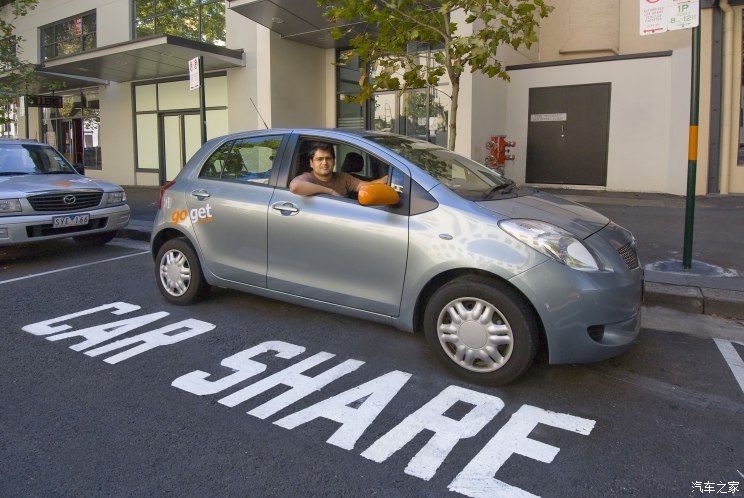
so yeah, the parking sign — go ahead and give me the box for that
[640,0,699,36]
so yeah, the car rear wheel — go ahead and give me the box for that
[423,276,538,385]
[155,238,210,305]
[73,231,117,247]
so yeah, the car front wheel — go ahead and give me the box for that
[423,276,538,385]
[155,238,210,305]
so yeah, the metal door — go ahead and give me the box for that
[266,191,409,316]
[162,113,201,183]
[526,83,611,186]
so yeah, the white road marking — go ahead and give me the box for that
[714,339,744,395]
[448,405,596,498]
[361,385,505,481]
[275,370,412,451]
[0,250,150,285]
[172,341,306,395]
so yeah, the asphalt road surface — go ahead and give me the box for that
[2,238,743,498]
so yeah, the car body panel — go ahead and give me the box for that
[151,128,644,371]
[267,189,409,316]
[0,141,130,246]
[480,189,609,239]
[184,178,274,287]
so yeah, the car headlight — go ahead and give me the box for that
[499,219,601,272]
[0,199,22,213]
[106,191,126,206]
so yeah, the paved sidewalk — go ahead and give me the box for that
[121,185,744,320]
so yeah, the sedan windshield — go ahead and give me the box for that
[367,135,513,200]
[0,144,76,176]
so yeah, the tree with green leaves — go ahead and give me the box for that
[0,0,39,130]
[321,0,552,150]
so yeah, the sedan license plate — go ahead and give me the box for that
[52,213,90,228]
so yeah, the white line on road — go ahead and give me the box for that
[714,339,744,396]
[0,251,150,285]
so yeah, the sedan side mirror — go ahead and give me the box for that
[358,183,400,206]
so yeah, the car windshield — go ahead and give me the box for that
[0,144,76,176]
[366,135,514,200]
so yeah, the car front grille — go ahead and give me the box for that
[618,242,639,270]
[28,191,103,212]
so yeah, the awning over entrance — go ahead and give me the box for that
[0,67,108,94]
[33,69,109,91]
[228,0,363,49]
[41,35,244,83]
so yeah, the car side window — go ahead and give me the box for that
[199,141,233,179]
[200,135,282,184]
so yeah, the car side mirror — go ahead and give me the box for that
[358,183,400,206]
[73,163,85,175]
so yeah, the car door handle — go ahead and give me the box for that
[271,201,299,215]
[191,189,210,200]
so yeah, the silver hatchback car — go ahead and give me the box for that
[0,139,130,247]
[151,129,643,385]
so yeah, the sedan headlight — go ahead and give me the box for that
[499,219,601,271]
[0,199,22,213]
[106,191,126,206]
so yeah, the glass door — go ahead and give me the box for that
[161,112,201,182]
[57,119,84,167]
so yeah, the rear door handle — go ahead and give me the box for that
[191,189,210,200]
[271,201,299,215]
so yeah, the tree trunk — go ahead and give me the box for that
[448,76,459,151]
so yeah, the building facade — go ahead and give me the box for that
[4,0,743,195]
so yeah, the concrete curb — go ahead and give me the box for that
[643,282,744,320]
[119,222,151,243]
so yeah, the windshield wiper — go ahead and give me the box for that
[0,172,30,176]
[484,180,516,199]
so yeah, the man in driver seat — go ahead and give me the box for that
[289,142,387,197]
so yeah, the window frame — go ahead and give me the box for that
[39,11,97,62]
[132,0,226,45]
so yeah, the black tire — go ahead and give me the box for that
[155,238,210,305]
[73,230,117,247]
[423,276,538,386]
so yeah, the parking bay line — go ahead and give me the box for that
[715,339,744,396]
[0,250,150,285]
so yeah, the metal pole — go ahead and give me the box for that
[199,55,207,145]
[683,24,701,269]
[23,95,29,139]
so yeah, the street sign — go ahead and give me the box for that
[26,95,63,108]
[189,57,200,90]
[668,0,699,31]
[640,0,699,36]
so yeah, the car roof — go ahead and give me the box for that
[0,138,45,146]
[213,128,400,142]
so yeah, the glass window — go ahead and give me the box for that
[200,136,282,184]
[336,50,368,129]
[40,12,96,62]
[133,0,226,46]
[136,114,159,169]
[135,85,157,112]
[206,109,229,139]
[199,140,233,179]
[157,80,198,110]
[367,134,511,200]
[0,144,75,175]
[82,89,101,168]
